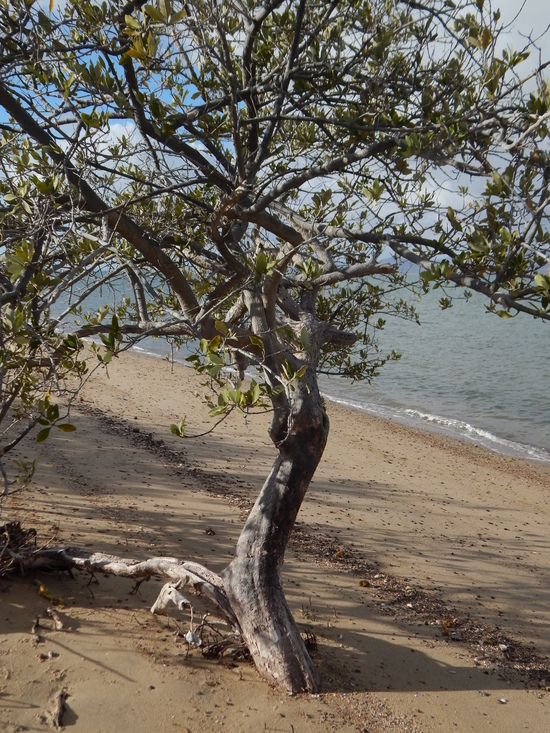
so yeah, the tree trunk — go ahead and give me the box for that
[4,372,330,694]
[221,374,329,693]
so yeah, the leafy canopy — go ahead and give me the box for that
[0,0,549,449]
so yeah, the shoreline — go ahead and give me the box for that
[131,341,550,464]
[322,392,550,464]
[77,350,550,650]
[2,349,550,732]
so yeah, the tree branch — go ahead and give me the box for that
[12,546,239,629]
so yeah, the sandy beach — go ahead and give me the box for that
[1,350,550,732]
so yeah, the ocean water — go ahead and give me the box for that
[320,289,550,462]
[63,283,550,463]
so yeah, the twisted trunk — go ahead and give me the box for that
[5,372,330,694]
[221,374,329,693]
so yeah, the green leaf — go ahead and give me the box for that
[170,8,186,23]
[159,0,172,21]
[36,427,51,443]
[208,335,221,351]
[480,26,491,50]
[249,334,264,348]
[446,207,462,232]
[214,320,228,335]
[57,423,77,433]
[255,251,268,277]
[207,352,224,366]
[46,403,59,421]
[170,416,186,436]
[469,240,491,254]
[37,10,52,32]
[281,361,293,380]
[250,380,261,403]
[124,14,141,30]
[126,46,145,60]
[144,4,165,22]
[81,112,102,129]
[34,178,53,194]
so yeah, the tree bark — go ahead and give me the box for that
[12,547,239,629]
[5,373,330,694]
[221,373,329,693]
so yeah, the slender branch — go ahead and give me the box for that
[247,139,397,214]
[0,81,201,321]
[248,0,308,179]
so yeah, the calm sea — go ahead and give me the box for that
[63,283,550,463]
[320,289,550,462]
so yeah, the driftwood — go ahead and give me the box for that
[12,545,239,631]
[150,580,191,615]
[51,689,68,730]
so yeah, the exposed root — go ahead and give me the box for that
[6,543,239,631]
[171,613,250,663]
[0,521,37,575]
[150,580,191,615]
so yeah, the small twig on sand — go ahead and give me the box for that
[51,689,68,730]
[31,614,41,634]
[129,576,149,595]
[46,607,65,631]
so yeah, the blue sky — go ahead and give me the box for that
[1,2,548,163]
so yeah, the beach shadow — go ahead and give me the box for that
[7,404,550,700]
[1,571,526,697]
[313,630,525,695]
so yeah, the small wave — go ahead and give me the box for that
[402,408,550,462]
[323,394,550,463]
[124,345,550,463]
[131,344,167,359]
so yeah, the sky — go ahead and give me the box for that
[495,0,550,65]
[1,2,549,154]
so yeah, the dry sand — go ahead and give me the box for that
[1,351,550,732]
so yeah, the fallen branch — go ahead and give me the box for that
[11,545,240,630]
[150,580,191,615]
[51,689,68,730]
